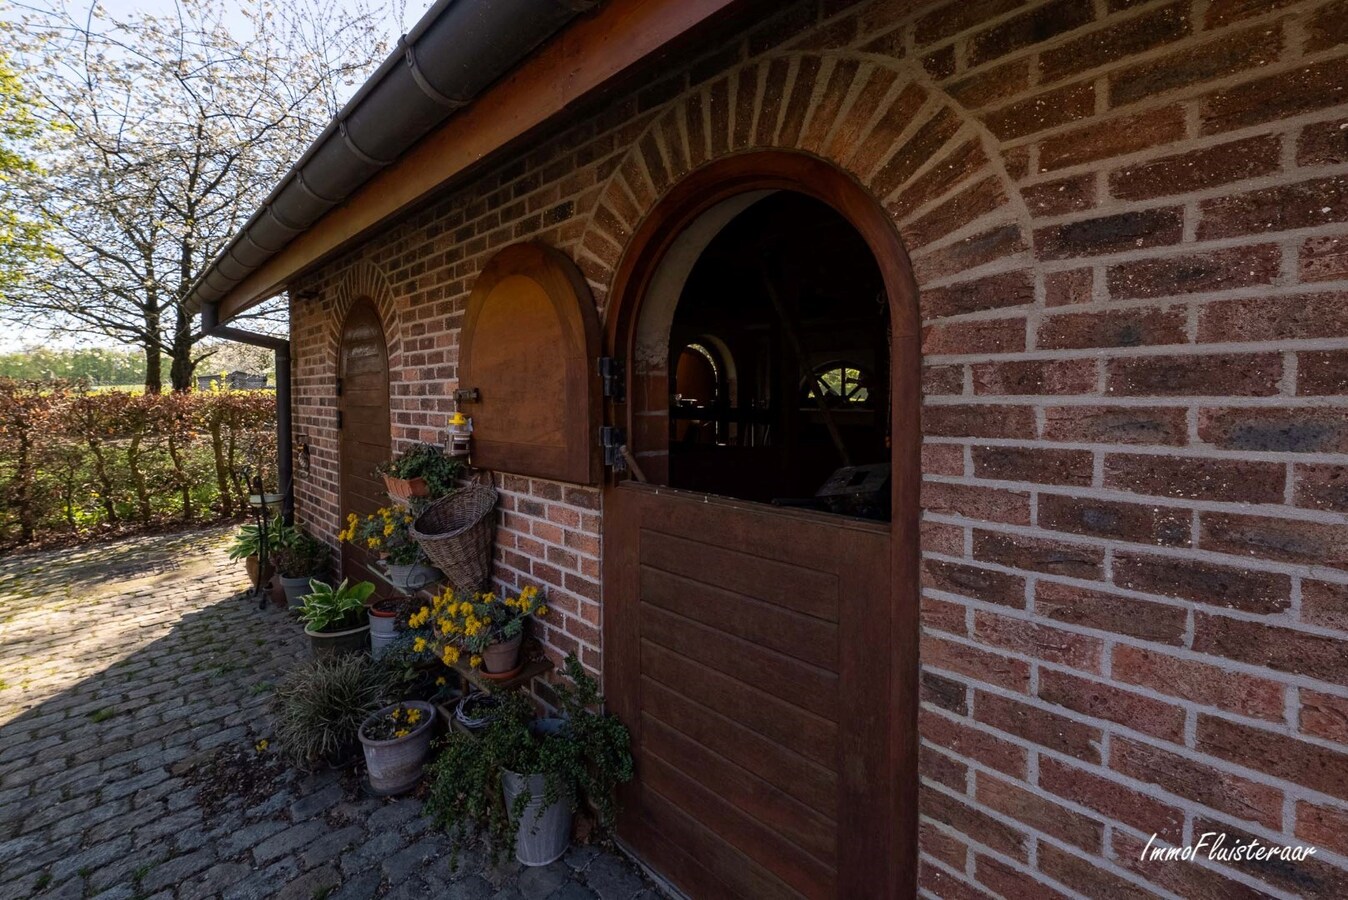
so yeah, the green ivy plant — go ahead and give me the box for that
[375,443,463,497]
[298,579,375,633]
[424,655,633,866]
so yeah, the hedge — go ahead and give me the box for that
[0,380,277,547]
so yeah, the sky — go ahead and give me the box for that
[0,0,415,353]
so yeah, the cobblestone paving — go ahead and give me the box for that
[0,528,661,900]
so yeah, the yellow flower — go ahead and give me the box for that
[470,654,483,669]
[406,708,422,724]
[442,646,460,665]
[434,676,446,686]
[254,739,268,752]
[394,728,409,738]
[383,524,394,536]
[536,605,548,617]
[366,537,378,548]
[413,637,427,653]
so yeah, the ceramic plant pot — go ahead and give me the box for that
[385,562,443,594]
[481,633,523,674]
[244,554,275,590]
[304,615,370,659]
[383,474,429,501]
[359,701,436,795]
[368,599,400,659]
[280,575,311,607]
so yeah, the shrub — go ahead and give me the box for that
[0,378,276,547]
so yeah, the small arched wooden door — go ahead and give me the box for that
[338,299,391,584]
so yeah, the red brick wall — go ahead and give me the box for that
[288,0,1348,894]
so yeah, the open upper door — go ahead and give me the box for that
[458,242,601,484]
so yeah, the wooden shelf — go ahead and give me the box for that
[367,562,442,599]
[453,657,552,694]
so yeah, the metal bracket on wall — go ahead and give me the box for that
[455,387,481,403]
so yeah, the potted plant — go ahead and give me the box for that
[358,701,437,795]
[340,507,442,593]
[425,656,633,867]
[271,654,395,769]
[274,532,329,607]
[227,518,285,588]
[299,579,374,658]
[375,443,463,500]
[413,584,547,677]
[368,597,401,658]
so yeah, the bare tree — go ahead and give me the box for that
[3,0,398,392]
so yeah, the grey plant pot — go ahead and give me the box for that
[279,575,311,608]
[304,618,370,659]
[369,612,398,659]
[385,563,443,594]
[501,769,573,867]
[359,702,436,796]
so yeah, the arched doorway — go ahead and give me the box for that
[602,153,919,899]
[338,298,391,584]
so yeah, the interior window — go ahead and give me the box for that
[667,192,891,521]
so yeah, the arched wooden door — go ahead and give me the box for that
[338,299,391,584]
[602,153,919,899]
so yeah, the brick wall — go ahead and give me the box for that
[287,0,1348,894]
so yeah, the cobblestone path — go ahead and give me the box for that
[0,528,659,900]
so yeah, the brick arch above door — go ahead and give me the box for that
[575,50,1037,342]
[326,258,402,372]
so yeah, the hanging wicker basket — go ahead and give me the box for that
[409,484,498,592]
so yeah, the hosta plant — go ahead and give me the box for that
[298,579,375,633]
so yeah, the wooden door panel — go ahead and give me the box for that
[642,752,835,900]
[635,786,805,900]
[639,566,838,670]
[638,530,839,621]
[641,715,837,865]
[639,604,838,717]
[640,641,838,769]
[606,483,894,898]
[641,679,838,815]
[339,300,390,586]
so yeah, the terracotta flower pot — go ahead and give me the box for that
[481,633,523,674]
[245,554,275,589]
[383,474,429,500]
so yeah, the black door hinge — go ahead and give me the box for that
[335,377,343,397]
[598,357,625,401]
[336,410,343,430]
[600,426,626,471]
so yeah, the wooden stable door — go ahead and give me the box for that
[604,484,895,899]
[338,300,391,584]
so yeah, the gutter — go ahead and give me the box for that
[200,300,295,525]
[188,0,599,317]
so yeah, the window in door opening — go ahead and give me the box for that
[668,192,891,521]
